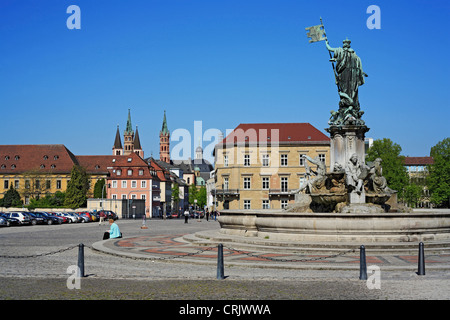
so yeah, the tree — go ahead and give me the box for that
[1,186,22,208]
[188,184,198,206]
[171,183,180,210]
[404,183,422,208]
[93,179,106,198]
[428,137,450,207]
[64,165,90,209]
[366,138,409,199]
[196,186,207,208]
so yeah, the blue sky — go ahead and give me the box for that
[1,0,449,164]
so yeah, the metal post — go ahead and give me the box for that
[77,243,85,278]
[418,242,425,276]
[217,244,225,280]
[359,245,367,280]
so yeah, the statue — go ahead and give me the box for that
[294,155,327,193]
[345,153,368,195]
[368,158,395,195]
[326,38,368,112]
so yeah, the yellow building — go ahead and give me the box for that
[0,145,107,205]
[214,123,330,210]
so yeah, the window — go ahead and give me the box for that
[54,155,59,160]
[127,169,133,176]
[262,200,270,209]
[262,177,269,190]
[35,180,40,190]
[224,155,229,167]
[223,177,229,190]
[56,180,62,189]
[112,194,117,200]
[122,181,127,188]
[45,180,51,189]
[281,154,288,167]
[131,194,137,200]
[112,181,117,188]
[116,169,121,176]
[299,155,306,166]
[243,177,251,190]
[141,194,146,200]
[122,194,127,199]
[319,154,326,163]
[281,177,288,192]
[3,180,8,189]
[131,181,137,188]
[244,154,250,166]
[139,169,144,176]
[299,176,305,189]
[15,180,20,189]
[244,200,251,210]
[262,154,269,167]
[141,181,147,188]
[281,200,288,209]
[25,180,30,189]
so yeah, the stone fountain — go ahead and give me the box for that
[216,23,450,251]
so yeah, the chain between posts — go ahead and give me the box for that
[0,243,356,263]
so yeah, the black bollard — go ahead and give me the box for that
[217,244,225,280]
[417,242,425,276]
[359,245,367,280]
[78,243,85,278]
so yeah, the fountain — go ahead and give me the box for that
[215,21,450,251]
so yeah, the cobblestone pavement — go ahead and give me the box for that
[1,218,450,302]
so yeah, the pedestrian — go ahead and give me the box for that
[206,208,209,221]
[103,218,122,240]
[184,208,189,224]
[99,211,106,225]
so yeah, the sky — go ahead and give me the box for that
[1,0,449,165]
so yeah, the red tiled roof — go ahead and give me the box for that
[0,144,78,174]
[403,157,434,166]
[221,123,330,145]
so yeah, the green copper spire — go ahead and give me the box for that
[125,109,134,135]
[161,110,169,135]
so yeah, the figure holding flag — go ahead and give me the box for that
[306,18,368,125]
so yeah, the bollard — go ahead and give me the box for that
[217,244,225,280]
[77,243,85,278]
[359,245,367,280]
[417,242,425,276]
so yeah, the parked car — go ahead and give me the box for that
[77,211,94,222]
[23,212,43,225]
[33,212,63,225]
[3,212,31,225]
[48,212,69,223]
[98,210,118,220]
[74,212,89,223]
[56,212,77,223]
[0,213,21,226]
[67,212,83,223]
[0,215,10,227]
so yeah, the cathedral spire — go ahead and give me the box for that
[161,110,169,135]
[125,108,134,135]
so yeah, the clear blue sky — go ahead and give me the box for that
[1,0,449,164]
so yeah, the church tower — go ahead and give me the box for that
[112,125,123,155]
[159,110,170,163]
[123,109,134,155]
[133,126,144,158]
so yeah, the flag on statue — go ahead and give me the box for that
[305,24,326,43]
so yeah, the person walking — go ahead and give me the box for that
[98,211,106,225]
[184,208,189,224]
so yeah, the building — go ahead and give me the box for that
[112,109,144,158]
[403,156,434,208]
[159,110,170,163]
[213,123,330,210]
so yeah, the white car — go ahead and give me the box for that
[4,212,31,225]
[56,212,77,223]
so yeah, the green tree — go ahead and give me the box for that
[196,186,207,208]
[1,186,22,208]
[64,165,90,209]
[404,183,422,208]
[366,138,409,199]
[188,184,198,206]
[171,183,180,210]
[93,179,106,198]
[428,137,450,207]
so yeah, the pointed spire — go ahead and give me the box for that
[133,126,142,149]
[113,125,122,149]
[161,110,169,135]
[125,109,134,135]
